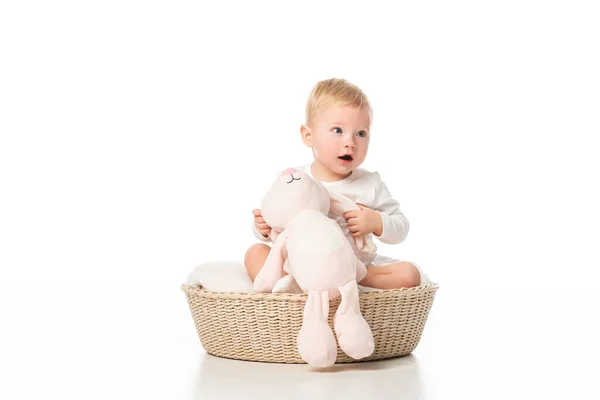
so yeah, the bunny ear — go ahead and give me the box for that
[357,233,377,254]
[329,191,359,216]
[328,191,377,254]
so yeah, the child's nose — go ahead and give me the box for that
[342,132,356,146]
[281,168,297,175]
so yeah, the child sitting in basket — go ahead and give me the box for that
[245,78,428,290]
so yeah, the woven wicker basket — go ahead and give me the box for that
[181,283,438,364]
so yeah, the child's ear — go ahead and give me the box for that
[300,124,313,147]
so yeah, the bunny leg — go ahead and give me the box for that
[333,280,374,360]
[297,290,337,367]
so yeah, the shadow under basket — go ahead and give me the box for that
[181,283,439,364]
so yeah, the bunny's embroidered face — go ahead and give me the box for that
[260,168,330,232]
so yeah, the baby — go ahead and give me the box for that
[244,78,427,290]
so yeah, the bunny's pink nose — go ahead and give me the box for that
[282,168,297,175]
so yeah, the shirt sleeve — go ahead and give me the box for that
[252,216,272,243]
[371,172,409,244]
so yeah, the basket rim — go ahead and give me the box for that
[181,282,439,302]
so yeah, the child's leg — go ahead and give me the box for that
[358,261,422,289]
[243,243,272,281]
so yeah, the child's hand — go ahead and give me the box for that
[253,209,271,238]
[343,204,383,237]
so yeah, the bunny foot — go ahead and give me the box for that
[333,311,374,360]
[334,280,374,360]
[297,290,337,367]
[297,320,337,367]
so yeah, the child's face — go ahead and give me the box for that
[302,105,371,178]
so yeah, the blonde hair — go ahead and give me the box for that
[305,78,372,125]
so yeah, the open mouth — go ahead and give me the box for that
[339,155,353,161]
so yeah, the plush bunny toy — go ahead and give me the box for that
[254,167,376,367]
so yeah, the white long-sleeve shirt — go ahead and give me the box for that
[252,163,410,265]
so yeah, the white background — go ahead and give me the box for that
[1,1,599,399]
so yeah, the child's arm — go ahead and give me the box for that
[370,172,410,245]
[342,173,409,244]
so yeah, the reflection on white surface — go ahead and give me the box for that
[191,353,427,400]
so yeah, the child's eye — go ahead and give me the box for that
[357,131,367,138]
[332,127,342,134]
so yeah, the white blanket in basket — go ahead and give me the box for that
[185,261,383,293]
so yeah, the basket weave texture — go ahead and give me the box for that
[181,283,438,364]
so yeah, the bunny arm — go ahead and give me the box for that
[270,229,280,243]
[328,191,377,254]
[253,231,288,293]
